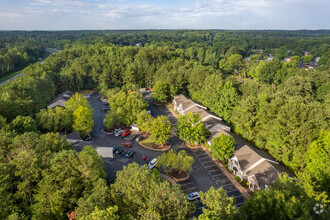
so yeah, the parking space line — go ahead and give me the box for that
[234,194,245,199]
[211,173,224,177]
[217,183,233,188]
[206,167,220,172]
[236,202,244,206]
[180,182,195,187]
[182,187,198,192]
[203,164,217,168]
[226,189,240,194]
[197,154,210,159]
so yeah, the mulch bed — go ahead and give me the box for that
[167,169,189,180]
[152,143,170,150]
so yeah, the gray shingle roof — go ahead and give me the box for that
[47,91,74,109]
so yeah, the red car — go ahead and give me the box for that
[120,130,131,137]
[121,141,132,148]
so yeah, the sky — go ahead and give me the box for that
[0,0,329,30]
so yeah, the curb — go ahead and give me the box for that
[101,128,114,135]
[166,171,190,182]
[185,142,203,149]
[160,173,177,185]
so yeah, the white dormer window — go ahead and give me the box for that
[265,185,269,189]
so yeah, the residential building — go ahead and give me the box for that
[172,94,293,191]
[228,144,294,191]
[173,94,207,115]
[47,91,74,109]
[173,94,231,146]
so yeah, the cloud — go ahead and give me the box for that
[0,11,22,18]
[30,0,89,7]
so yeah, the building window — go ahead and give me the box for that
[234,160,238,166]
[228,164,232,170]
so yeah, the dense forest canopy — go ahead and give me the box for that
[0,30,329,219]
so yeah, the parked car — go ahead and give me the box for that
[114,130,123,136]
[121,130,131,137]
[112,146,118,154]
[114,148,124,156]
[148,158,157,169]
[121,141,132,148]
[187,192,200,201]
[131,133,138,139]
[124,150,135,159]
[102,107,110,111]
[102,99,109,105]
[120,150,127,158]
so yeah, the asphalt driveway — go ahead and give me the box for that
[88,92,244,213]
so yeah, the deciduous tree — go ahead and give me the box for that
[152,81,170,103]
[150,115,172,145]
[176,113,209,145]
[211,134,236,162]
[73,105,94,138]
[198,187,238,220]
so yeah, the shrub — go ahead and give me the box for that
[235,176,242,182]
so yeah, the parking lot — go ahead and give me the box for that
[87,92,244,214]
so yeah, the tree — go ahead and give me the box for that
[255,59,282,83]
[152,81,170,103]
[65,93,90,112]
[103,111,121,129]
[211,134,236,162]
[221,54,246,76]
[305,130,330,190]
[157,149,194,174]
[302,54,314,64]
[150,115,172,145]
[109,91,148,125]
[10,116,37,134]
[266,98,327,170]
[73,106,94,138]
[82,206,119,220]
[33,147,105,220]
[240,174,328,220]
[211,81,238,121]
[76,179,111,219]
[111,163,195,219]
[176,113,209,145]
[198,187,238,220]
[36,107,73,133]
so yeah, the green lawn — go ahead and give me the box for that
[140,136,157,148]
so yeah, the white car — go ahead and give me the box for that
[148,158,157,169]
[114,130,123,136]
[187,192,200,201]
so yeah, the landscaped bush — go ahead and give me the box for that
[235,176,242,182]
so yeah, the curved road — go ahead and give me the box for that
[0,48,60,86]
